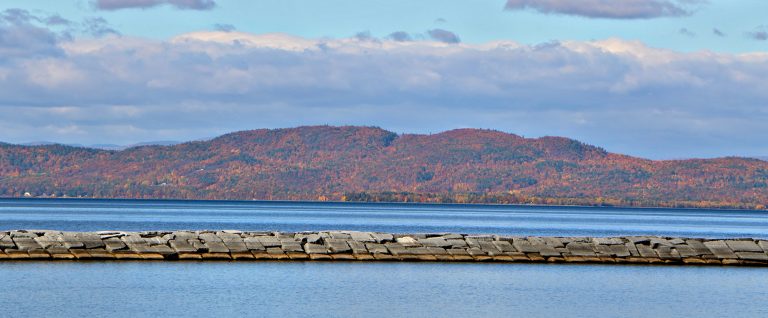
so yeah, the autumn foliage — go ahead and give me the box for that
[1,126,767,209]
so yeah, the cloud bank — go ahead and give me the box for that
[0,8,118,41]
[1,12,768,159]
[93,0,216,11]
[504,0,705,19]
[427,28,461,43]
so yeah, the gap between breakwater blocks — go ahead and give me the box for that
[0,230,767,265]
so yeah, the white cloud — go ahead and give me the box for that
[21,59,85,88]
[505,0,707,19]
[1,25,768,158]
[93,0,216,11]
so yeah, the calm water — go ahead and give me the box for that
[1,198,767,238]
[1,262,766,318]
[1,199,767,317]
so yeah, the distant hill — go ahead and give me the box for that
[18,141,181,151]
[1,126,767,209]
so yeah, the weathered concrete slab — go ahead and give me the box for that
[492,241,516,253]
[542,237,565,248]
[655,246,681,260]
[440,234,464,240]
[243,237,266,251]
[0,235,15,249]
[466,248,487,257]
[399,247,432,255]
[736,252,768,261]
[703,241,738,259]
[349,232,375,243]
[395,237,419,247]
[347,241,368,254]
[9,231,37,239]
[668,238,686,245]
[13,237,42,251]
[593,238,624,245]
[625,243,640,257]
[726,240,762,253]
[478,241,501,255]
[606,245,631,257]
[512,239,539,253]
[419,237,451,248]
[370,233,394,243]
[446,239,468,248]
[685,240,714,256]
[77,233,106,249]
[565,242,596,257]
[365,243,388,254]
[255,237,281,248]
[204,242,230,254]
[635,244,657,258]
[169,240,197,253]
[304,243,327,254]
[326,239,351,254]
[672,245,697,258]
[216,232,243,242]
[104,238,127,252]
[300,234,322,244]
[280,242,303,253]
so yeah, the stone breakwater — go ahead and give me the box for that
[1,230,767,265]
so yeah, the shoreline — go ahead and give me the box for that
[1,230,767,266]
[2,197,766,213]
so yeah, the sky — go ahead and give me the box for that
[0,0,767,159]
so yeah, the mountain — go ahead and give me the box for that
[20,141,66,147]
[1,126,767,209]
[17,141,182,151]
[125,141,182,148]
[87,144,125,151]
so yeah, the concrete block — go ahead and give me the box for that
[726,241,762,253]
[703,241,738,259]
[566,242,596,257]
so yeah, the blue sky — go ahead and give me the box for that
[0,0,767,159]
[7,0,768,52]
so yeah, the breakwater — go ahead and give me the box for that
[1,230,767,265]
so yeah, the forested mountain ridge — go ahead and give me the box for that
[1,126,767,209]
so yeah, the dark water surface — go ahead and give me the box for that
[1,198,767,238]
[2,199,767,317]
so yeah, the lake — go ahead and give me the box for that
[1,198,767,238]
[1,262,767,318]
[1,198,767,317]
